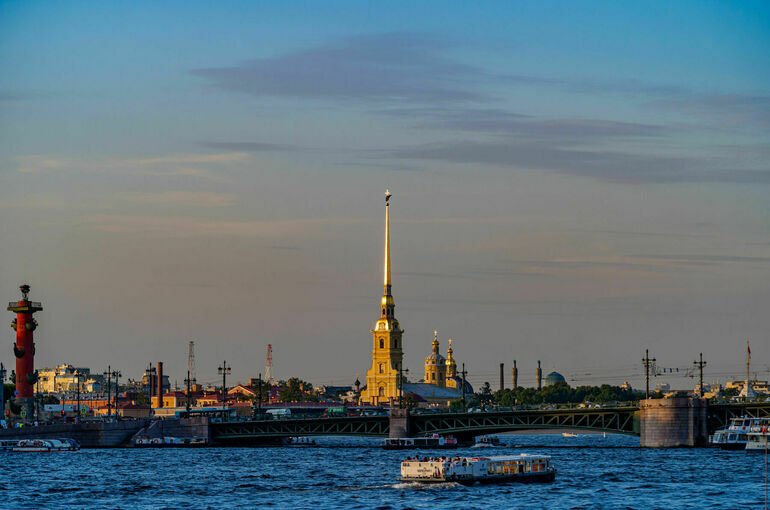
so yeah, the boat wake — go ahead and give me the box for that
[391,481,461,490]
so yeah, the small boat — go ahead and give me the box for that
[286,436,316,446]
[473,435,504,447]
[383,434,458,450]
[400,454,556,485]
[12,439,79,452]
[562,433,578,438]
[134,436,208,447]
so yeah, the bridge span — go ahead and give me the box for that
[212,400,770,446]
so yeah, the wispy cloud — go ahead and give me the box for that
[379,107,668,139]
[651,94,770,128]
[384,139,770,184]
[629,254,770,265]
[119,191,237,208]
[16,152,251,178]
[80,214,362,238]
[191,32,485,103]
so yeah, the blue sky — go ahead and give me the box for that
[1,1,768,389]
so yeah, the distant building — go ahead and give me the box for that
[38,364,101,393]
[543,371,566,387]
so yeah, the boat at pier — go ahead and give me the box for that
[472,435,504,447]
[710,416,757,450]
[286,436,316,446]
[134,436,208,447]
[383,433,458,450]
[400,454,556,485]
[11,439,79,452]
[744,418,770,453]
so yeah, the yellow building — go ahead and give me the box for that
[360,191,404,405]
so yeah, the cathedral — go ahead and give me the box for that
[360,191,472,406]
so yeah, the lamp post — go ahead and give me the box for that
[461,363,468,410]
[111,370,121,420]
[398,367,409,409]
[184,370,196,414]
[103,366,111,418]
[218,361,231,409]
[0,362,5,418]
[75,371,82,423]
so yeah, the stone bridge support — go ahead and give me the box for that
[389,408,410,438]
[640,397,708,447]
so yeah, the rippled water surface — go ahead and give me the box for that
[1,434,766,509]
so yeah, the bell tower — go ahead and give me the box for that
[361,190,404,405]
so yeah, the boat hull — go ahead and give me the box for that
[401,470,556,485]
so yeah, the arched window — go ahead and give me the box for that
[379,338,384,349]
[432,372,436,381]
[379,363,384,374]
[378,386,385,397]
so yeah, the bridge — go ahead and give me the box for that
[211,400,770,446]
[212,406,639,444]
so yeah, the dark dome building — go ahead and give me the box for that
[544,371,566,387]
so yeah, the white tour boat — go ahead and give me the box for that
[383,433,458,450]
[745,418,770,453]
[710,416,758,450]
[473,435,504,447]
[400,454,556,485]
[12,439,79,452]
[561,433,578,438]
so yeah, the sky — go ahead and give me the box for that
[1,1,769,391]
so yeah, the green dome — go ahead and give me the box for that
[544,371,566,386]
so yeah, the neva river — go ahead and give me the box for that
[4,434,766,509]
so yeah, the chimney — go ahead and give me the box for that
[499,363,504,391]
[512,360,518,389]
[157,362,164,408]
[536,360,542,390]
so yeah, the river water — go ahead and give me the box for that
[2,434,766,509]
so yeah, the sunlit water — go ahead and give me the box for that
[1,434,766,509]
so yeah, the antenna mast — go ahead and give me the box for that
[265,344,273,385]
[188,341,196,382]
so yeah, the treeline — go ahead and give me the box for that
[470,382,643,406]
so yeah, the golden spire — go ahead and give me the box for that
[432,329,439,354]
[447,338,453,358]
[384,189,391,294]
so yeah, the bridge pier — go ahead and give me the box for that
[640,397,708,447]
[389,409,410,438]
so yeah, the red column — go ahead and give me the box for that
[8,285,42,416]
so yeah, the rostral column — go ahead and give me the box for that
[7,284,42,419]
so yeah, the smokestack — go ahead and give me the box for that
[536,360,542,390]
[499,363,504,391]
[157,362,164,408]
[512,360,518,389]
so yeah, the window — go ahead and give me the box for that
[432,373,436,381]
[378,386,385,397]
[379,363,384,374]
[379,339,384,349]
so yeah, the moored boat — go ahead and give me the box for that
[134,436,208,447]
[709,416,759,450]
[11,439,79,452]
[286,436,316,446]
[562,433,578,438]
[744,418,770,453]
[473,435,504,447]
[400,454,556,485]
[383,434,458,450]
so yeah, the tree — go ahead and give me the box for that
[278,377,318,402]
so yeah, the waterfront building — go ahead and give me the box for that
[38,364,101,393]
[360,191,404,406]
